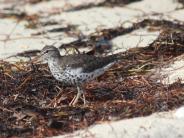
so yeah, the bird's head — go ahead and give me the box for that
[32,46,60,63]
[40,46,60,60]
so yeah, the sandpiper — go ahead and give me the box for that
[36,46,119,106]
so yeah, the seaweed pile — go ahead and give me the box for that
[1,21,184,136]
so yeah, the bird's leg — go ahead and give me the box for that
[82,91,86,105]
[69,95,76,105]
[69,85,85,106]
[72,85,83,105]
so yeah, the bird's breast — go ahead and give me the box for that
[48,60,111,85]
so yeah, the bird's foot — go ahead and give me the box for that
[69,86,88,106]
[69,93,88,106]
[81,93,89,105]
[69,91,81,106]
[69,95,76,106]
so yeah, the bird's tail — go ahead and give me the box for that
[107,52,132,63]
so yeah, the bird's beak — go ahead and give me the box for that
[30,53,43,64]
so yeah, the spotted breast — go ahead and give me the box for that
[48,57,115,85]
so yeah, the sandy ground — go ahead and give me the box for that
[1,0,184,137]
[1,0,174,59]
[54,107,184,138]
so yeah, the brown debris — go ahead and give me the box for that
[178,0,184,6]
[1,27,184,137]
[59,19,184,55]
[7,18,184,59]
[67,0,142,12]
[1,1,184,135]
[0,0,184,137]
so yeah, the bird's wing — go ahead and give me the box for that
[60,54,117,73]
[82,55,117,73]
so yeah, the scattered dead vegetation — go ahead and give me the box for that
[7,18,184,59]
[178,0,184,6]
[67,0,142,11]
[27,0,51,4]
[1,24,184,137]
[1,0,184,137]
[59,19,184,56]
[0,9,39,29]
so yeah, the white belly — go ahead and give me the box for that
[48,61,115,85]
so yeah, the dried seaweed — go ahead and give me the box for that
[7,19,184,62]
[59,19,184,55]
[1,0,184,136]
[178,0,184,6]
[1,30,184,137]
[67,0,142,11]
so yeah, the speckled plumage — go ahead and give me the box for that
[39,46,118,105]
[48,54,116,85]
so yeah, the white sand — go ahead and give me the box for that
[1,0,184,137]
[53,110,184,138]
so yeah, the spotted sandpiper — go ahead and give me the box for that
[36,46,120,106]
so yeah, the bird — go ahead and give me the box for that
[35,46,121,106]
